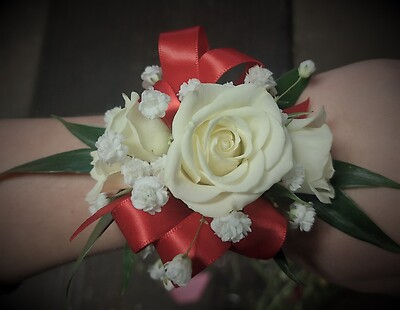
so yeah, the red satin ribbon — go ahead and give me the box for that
[71,193,286,278]
[155,26,263,127]
[71,26,299,280]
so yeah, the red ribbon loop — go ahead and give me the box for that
[155,26,263,127]
[112,196,192,252]
[72,194,287,279]
[158,26,208,93]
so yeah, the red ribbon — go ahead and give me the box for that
[71,194,286,277]
[154,26,263,127]
[72,26,295,280]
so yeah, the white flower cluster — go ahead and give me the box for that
[131,176,169,215]
[244,65,277,95]
[289,202,316,232]
[88,192,110,215]
[139,88,170,119]
[282,163,305,192]
[148,254,192,289]
[148,259,174,290]
[211,211,252,243]
[177,78,201,101]
[141,65,163,89]
[298,60,316,78]
[95,130,128,165]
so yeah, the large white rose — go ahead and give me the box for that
[87,92,171,202]
[164,83,293,217]
[287,108,335,203]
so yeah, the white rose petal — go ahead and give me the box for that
[287,108,335,203]
[244,65,277,95]
[141,65,162,89]
[211,211,252,243]
[95,130,128,165]
[121,157,152,186]
[131,176,169,215]
[165,83,293,217]
[106,92,170,162]
[177,78,201,101]
[139,89,170,119]
[88,193,110,215]
[165,254,192,287]
[298,60,316,78]
[280,109,289,126]
[289,202,316,232]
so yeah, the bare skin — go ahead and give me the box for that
[0,59,399,294]
[285,59,400,295]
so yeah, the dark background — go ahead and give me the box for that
[1,0,399,309]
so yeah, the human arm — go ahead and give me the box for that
[0,117,126,284]
[284,59,400,295]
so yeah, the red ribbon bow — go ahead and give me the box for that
[72,26,289,279]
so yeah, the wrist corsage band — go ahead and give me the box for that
[4,26,400,301]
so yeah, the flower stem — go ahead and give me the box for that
[275,76,302,101]
[184,216,206,256]
[111,188,132,200]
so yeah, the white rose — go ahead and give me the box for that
[287,107,335,203]
[165,83,293,217]
[107,92,171,162]
[87,92,171,200]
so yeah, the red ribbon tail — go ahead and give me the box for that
[69,197,123,241]
[283,98,310,117]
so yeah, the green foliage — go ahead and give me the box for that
[1,148,93,175]
[53,115,105,149]
[275,67,311,109]
[333,160,400,189]
[265,183,307,204]
[121,243,136,296]
[66,214,114,309]
[273,249,304,285]
[300,189,400,253]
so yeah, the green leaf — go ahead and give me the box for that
[66,214,114,309]
[274,249,304,285]
[53,115,105,149]
[299,189,400,253]
[121,242,136,296]
[1,148,93,176]
[264,183,307,204]
[276,67,311,109]
[332,160,400,189]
